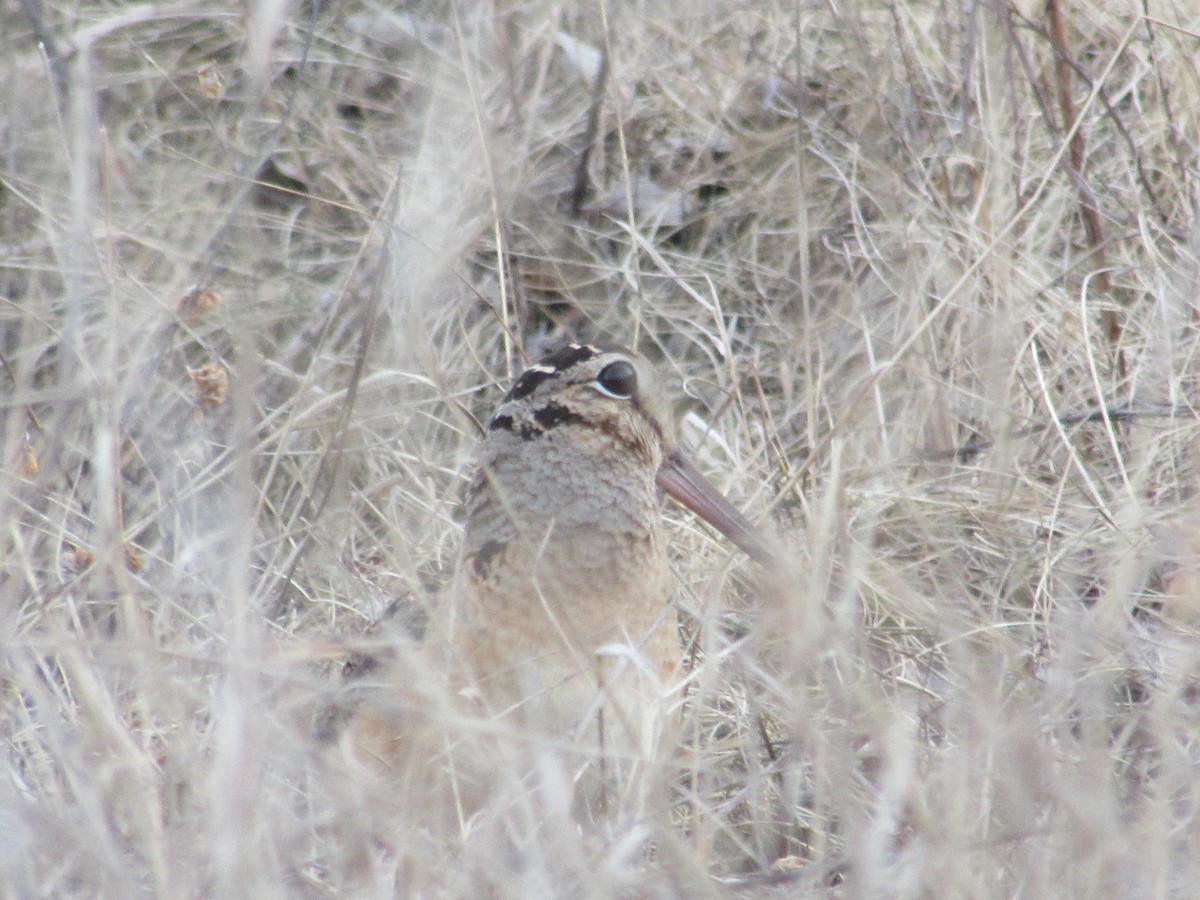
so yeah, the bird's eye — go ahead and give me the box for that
[594,360,638,399]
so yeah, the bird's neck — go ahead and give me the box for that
[466,437,663,547]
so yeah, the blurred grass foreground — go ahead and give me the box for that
[3,2,1200,896]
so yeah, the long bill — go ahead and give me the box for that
[655,448,780,567]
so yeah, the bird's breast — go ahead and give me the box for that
[441,522,678,747]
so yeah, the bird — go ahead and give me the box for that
[344,342,774,823]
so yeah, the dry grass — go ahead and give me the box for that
[4,0,1200,896]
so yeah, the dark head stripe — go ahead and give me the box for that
[489,402,587,440]
[501,343,601,403]
[538,342,600,372]
[532,401,587,430]
[502,367,555,403]
[489,412,540,440]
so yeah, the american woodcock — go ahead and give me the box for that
[349,343,773,811]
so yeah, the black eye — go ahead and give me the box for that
[594,360,638,399]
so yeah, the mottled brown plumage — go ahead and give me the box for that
[347,343,772,815]
[448,346,679,763]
